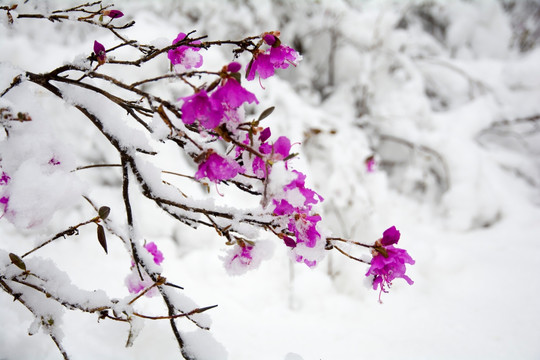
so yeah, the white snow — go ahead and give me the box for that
[1,0,540,359]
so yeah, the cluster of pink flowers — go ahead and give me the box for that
[272,171,324,267]
[365,226,415,302]
[166,30,327,268]
[125,242,164,297]
[0,171,10,218]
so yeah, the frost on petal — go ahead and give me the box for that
[168,32,203,71]
[222,241,274,276]
[125,270,158,297]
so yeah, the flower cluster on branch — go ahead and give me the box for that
[0,2,414,359]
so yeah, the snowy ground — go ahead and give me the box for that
[1,0,540,359]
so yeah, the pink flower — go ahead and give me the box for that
[144,242,164,265]
[269,45,301,69]
[125,270,158,297]
[227,61,242,73]
[283,170,324,208]
[0,172,9,185]
[49,157,61,166]
[93,41,106,65]
[229,244,253,267]
[0,196,8,218]
[180,90,224,129]
[381,226,400,246]
[246,41,301,81]
[0,172,10,218]
[366,226,415,302]
[103,9,124,18]
[195,153,244,183]
[246,51,275,81]
[212,78,258,109]
[168,32,203,72]
[366,156,376,173]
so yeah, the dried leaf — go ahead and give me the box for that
[97,225,108,254]
[98,206,110,220]
[9,253,26,271]
[257,106,275,122]
[206,78,221,92]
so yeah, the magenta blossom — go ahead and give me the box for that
[195,153,244,183]
[246,51,275,81]
[103,9,124,18]
[180,90,224,129]
[284,170,324,208]
[230,244,253,267]
[93,41,106,65]
[227,61,242,73]
[366,156,376,173]
[144,242,164,265]
[212,78,258,109]
[246,42,301,81]
[0,196,8,218]
[0,172,9,218]
[125,270,158,297]
[168,32,203,72]
[366,226,415,302]
[0,172,9,185]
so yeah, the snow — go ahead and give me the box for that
[1,0,540,359]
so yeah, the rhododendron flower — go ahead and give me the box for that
[125,270,158,297]
[283,170,324,208]
[366,226,415,302]
[269,45,301,69]
[102,9,124,18]
[0,172,9,185]
[0,196,8,218]
[168,32,203,72]
[212,78,258,109]
[144,242,164,265]
[271,136,291,161]
[246,51,274,81]
[195,153,244,183]
[288,213,321,248]
[93,41,106,65]
[246,40,302,81]
[222,240,273,275]
[366,156,376,173]
[0,172,9,218]
[381,225,400,246]
[48,157,61,166]
[180,90,224,129]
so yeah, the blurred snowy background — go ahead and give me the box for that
[1,0,540,359]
